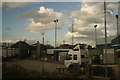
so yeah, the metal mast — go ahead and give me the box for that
[104,1,108,77]
[54,19,58,48]
[72,21,74,45]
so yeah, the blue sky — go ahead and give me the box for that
[2,2,81,45]
[2,2,119,46]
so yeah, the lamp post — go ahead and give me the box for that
[63,40,65,44]
[115,14,120,80]
[116,15,119,49]
[47,41,49,45]
[54,19,58,48]
[94,25,97,47]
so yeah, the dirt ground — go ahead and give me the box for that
[4,59,65,73]
[3,59,116,79]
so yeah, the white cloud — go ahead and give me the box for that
[64,31,96,46]
[15,36,38,44]
[1,36,37,44]
[66,2,118,46]
[65,31,88,38]
[97,35,116,44]
[1,40,14,43]
[18,6,66,33]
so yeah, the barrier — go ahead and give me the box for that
[90,65,120,67]
[56,67,69,74]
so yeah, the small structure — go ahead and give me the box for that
[111,36,120,48]
[58,44,73,49]
[47,49,70,62]
[54,49,70,62]
[96,36,120,49]
[11,41,30,59]
[103,48,115,64]
[29,41,46,60]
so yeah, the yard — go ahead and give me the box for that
[3,59,65,73]
[2,59,117,79]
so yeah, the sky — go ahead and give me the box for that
[1,2,120,46]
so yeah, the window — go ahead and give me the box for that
[73,55,77,60]
[81,55,85,58]
[65,54,72,60]
[80,45,85,49]
[73,49,79,51]
[69,54,72,56]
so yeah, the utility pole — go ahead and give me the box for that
[42,33,44,46]
[47,41,49,45]
[94,25,97,47]
[42,33,45,74]
[72,21,74,46]
[54,19,58,48]
[104,1,108,78]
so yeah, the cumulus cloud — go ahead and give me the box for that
[18,6,66,33]
[65,31,88,38]
[66,2,119,46]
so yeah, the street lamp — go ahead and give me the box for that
[63,40,65,44]
[54,19,58,48]
[115,15,119,48]
[94,25,97,47]
[47,41,49,45]
[115,14,120,80]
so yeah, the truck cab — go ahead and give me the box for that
[64,44,89,68]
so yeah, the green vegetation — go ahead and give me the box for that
[89,49,103,56]
[89,49,103,64]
